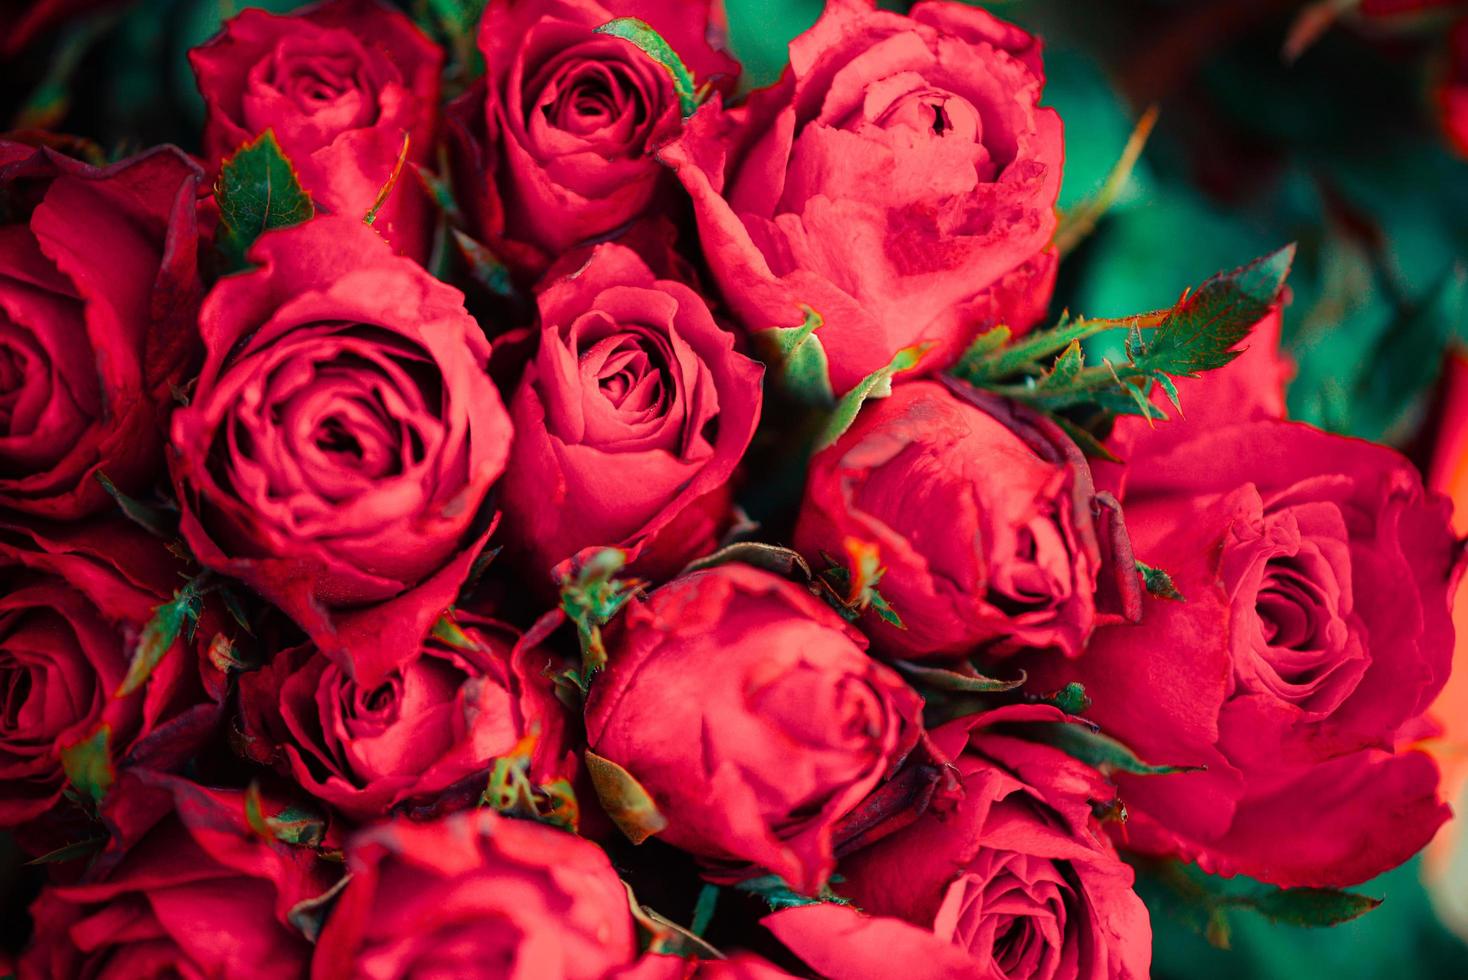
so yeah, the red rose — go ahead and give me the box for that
[795,379,1139,662]
[498,243,763,581]
[190,0,442,259]
[0,141,202,519]
[238,611,570,822]
[20,770,339,980]
[0,518,221,833]
[584,563,926,894]
[446,0,739,276]
[810,705,1152,978]
[313,810,643,979]
[662,0,1062,394]
[1029,399,1461,886]
[169,216,512,686]
[1439,17,1468,158]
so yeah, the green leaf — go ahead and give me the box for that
[595,17,700,115]
[287,874,351,944]
[60,724,113,805]
[680,541,813,580]
[244,782,326,848]
[1137,244,1295,377]
[1137,559,1186,601]
[585,750,667,845]
[815,342,930,451]
[116,574,207,697]
[691,884,720,937]
[959,324,1012,363]
[755,305,836,408]
[431,613,480,652]
[623,881,727,959]
[215,130,314,269]
[894,659,1026,694]
[558,548,644,688]
[1025,721,1203,776]
[1040,339,1086,389]
[1052,415,1122,463]
[94,472,176,539]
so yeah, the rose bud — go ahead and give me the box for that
[0,141,202,519]
[795,379,1139,662]
[20,770,339,980]
[190,0,442,260]
[662,0,1062,395]
[584,563,926,894]
[445,0,740,277]
[238,611,570,822]
[782,706,1152,978]
[1027,397,1463,887]
[169,216,512,685]
[0,518,223,835]
[314,810,650,978]
[498,243,763,581]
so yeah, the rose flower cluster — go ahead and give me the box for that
[0,1,1461,978]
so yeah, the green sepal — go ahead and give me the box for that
[755,305,836,408]
[815,342,931,451]
[59,724,113,805]
[244,783,326,848]
[558,548,644,688]
[734,874,851,910]
[116,573,209,698]
[586,750,667,845]
[1040,682,1092,715]
[595,17,701,116]
[215,130,314,270]
[1026,721,1203,776]
[1136,560,1185,602]
[94,472,176,540]
[894,659,1026,694]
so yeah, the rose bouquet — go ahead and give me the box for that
[0,1,1462,978]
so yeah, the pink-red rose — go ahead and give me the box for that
[0,519,221,833]
[498,243,763,581]
[313,810,645,979]
[0,141,202,519]
[796,379,1139,662]
[190,0,442,259]
[238,611,570,822]
[663,0,1062,394]
[1030,393,1461,886]
[792,705,1152,979]
[446,0,739,277]
[20,770,339,980]
[584,563,926,894]
[169,216,512,686]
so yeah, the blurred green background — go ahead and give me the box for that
[3,0,1466,974]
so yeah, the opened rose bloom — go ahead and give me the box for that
[169,216,512,685]
[796,379,1139,662]
[313,810,651,979]
[1028,371,1461,887]
[584,563,925,894]
[190,0,441,259]
[20,770,339,980]
[446,0,739,277]
[0,140,202,519]
[663,0,1062,394]
[238,611,570,822]
[0,518,222,836]
[765,706,1150,979]
[499,243,763,581]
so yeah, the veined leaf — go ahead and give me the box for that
[215,130,314,269]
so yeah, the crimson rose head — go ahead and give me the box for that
[662,0,1062,394]
[20,770,339,980]
[0,519,222,834]
[446,0,740,277]
[238,611,570,822]
[791,705,1152,979]
[499,243,763,582]
[0,141,202,519]
[584,563,925,894]
[1030,413,1462,887]
[190,0,441,259]
[313,810,642,979]
[796,379,1139,662]
[169,216,512,686]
